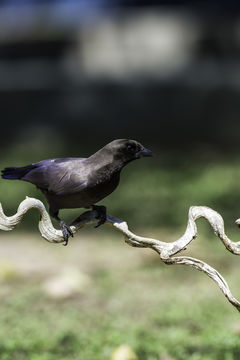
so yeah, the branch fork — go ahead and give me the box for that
[1,196,240,312]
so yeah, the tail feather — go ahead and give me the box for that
[1,164,37,180]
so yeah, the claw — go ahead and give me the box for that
[60,221,73,246]
[95,218,106,228]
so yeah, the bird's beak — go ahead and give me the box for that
[137,147,154,158]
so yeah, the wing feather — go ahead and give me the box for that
[22,157,89,195]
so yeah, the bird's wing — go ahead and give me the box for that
[22,158,89,195]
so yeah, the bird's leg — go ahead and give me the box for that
[50,209,73,246]
[92,205,107,228]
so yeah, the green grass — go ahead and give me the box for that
[0,232,239,360]
[1,294,238,360]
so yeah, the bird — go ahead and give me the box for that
[1,139,153,245]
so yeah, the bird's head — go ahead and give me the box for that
[105,139,153,164]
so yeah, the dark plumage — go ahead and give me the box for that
[2,139,153,245]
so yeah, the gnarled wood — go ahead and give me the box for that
[0,196,240,312]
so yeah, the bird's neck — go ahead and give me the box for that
[88,148,126,174]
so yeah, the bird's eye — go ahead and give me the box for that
[126,144,135,152]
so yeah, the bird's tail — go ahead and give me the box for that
[1,164,37,180]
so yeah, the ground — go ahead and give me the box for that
[0,223,240,360]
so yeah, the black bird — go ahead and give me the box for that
[1,139,153,245]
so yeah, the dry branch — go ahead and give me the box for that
[0,196,240,312]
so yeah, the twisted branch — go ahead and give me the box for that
[0,197,240,311]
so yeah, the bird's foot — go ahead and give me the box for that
[92,205,107,228]
[59,220,74,246]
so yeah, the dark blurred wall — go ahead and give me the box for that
[1,1,240,156]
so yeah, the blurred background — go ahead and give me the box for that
[1,1,240,359]
[2,0,240,228]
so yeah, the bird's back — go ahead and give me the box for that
[23,158,89,194]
